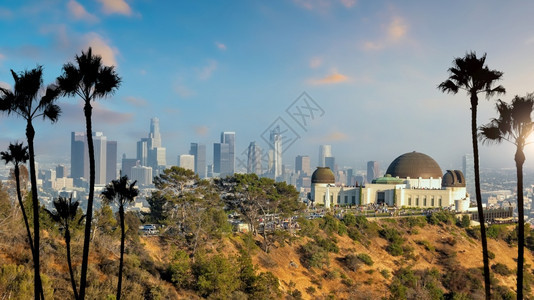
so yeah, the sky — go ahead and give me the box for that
[1,0,534,174]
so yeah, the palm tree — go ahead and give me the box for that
[0,66,61,299]
[438,51,505,299]
[0,143,33,251]
[480,95,534,299]
[101,175,139,300]
[57,47,121,299]
[44,196,82,300]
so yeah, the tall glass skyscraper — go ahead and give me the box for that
[270,126,282,178]
[247,142,262,175]
[462,154,475,197]
[319,145,332,167]
[190,143,207,178]
[221,132,235,175]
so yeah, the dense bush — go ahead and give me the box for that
[299,241,329,269]
[427,210,455,225]
[401,216,427,229]
[486,224,508,240]
[491,263,512,276]
[357,253,374,266]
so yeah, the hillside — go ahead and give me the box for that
[0,210,532,299]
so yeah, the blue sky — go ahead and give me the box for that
[1,0,534,173]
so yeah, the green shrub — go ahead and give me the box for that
[457,215,470,228]
[380,269,390,279]
[466,227,481,240]
[387,241,404,256]
[488,251,496,260]
[299,242,329,269]
[339,254,361,271]
[191,254,239,297]
[491,263,511,276]
[486,224,508,240]
[316,237,339,253]
[357,253,374,266]
[416,239,435,252]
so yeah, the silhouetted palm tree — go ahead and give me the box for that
[45,196,82,300]
[1,143,33,249]
[480,95,534,299]
[57,47,121,299]
[438,51,505,299]
[101,175,138,300]
[0,66,61,299]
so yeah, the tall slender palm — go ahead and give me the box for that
[101,175,139,300]
[480,95,534,299]
[44,196,82,300]
[1,143,33,252]
[57,47,121,299]
[0,66,61,299]
[438,51,505,299]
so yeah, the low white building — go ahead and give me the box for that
[310,152,470,211]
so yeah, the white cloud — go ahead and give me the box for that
[97,0,132,16]
[362,16,409,51]
[340,0,356,8]
[310,71,349,85]
[194,125,209,136]
[197,60,217,80]
[68,0,98,23]
[215,42,227,51]
[82,33,119,66]
[124,96,147,107]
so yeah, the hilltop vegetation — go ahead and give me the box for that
[0,173,533,299]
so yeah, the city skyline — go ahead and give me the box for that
[2,2,534,171]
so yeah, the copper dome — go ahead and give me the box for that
[311,167,335,184]
[385,152,442,179]
[442,170,466,187]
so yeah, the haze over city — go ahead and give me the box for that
[1,1,534,171]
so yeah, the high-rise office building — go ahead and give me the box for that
[149,117,162,148]
[178,154,195,171]
[247,142,262,175]
[462,154,475,197]
[367,161,380,183]
[106,140,117,184]
[221,132,235,175]
[270,126,283,178]
[318,145,332,167]
[71,131,116,185]
[121,154,138,179]
[56,164,66,178]
[325,157,336,174]
[295,155,311,176]
[137,117,166,173]
[131,163,153,186]
[189,143,206,178]
[71,132,87,179]
[213,143,230,177]
[92,132,107,185]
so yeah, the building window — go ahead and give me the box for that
[423,197,427,206]
[416,197,419,206]
[408,197,411,206]
[431,197,435,206]
[352,196,356,205]
[439,198,442,206]
[337,195,340,203]
[345,196,348,204]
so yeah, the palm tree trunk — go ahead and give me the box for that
[15,166,44,300]
[516,147,525,299]
[26,121,43,300]
[15,166,35,254]
[79,102,95,300]
[65,224,79,300]
[471,97,491,300]
[117,206,125,300]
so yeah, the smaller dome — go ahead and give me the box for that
[311,167,335,184]
[442,170,466,187]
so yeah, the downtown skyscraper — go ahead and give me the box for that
[137,117,166,174]
[269,126,283,179]
[189,143,207,178]
[247,142,262,175]
[70,131,117,185]
[213,132,235,177]
[319,145,332,167]
[367,161,380,183]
